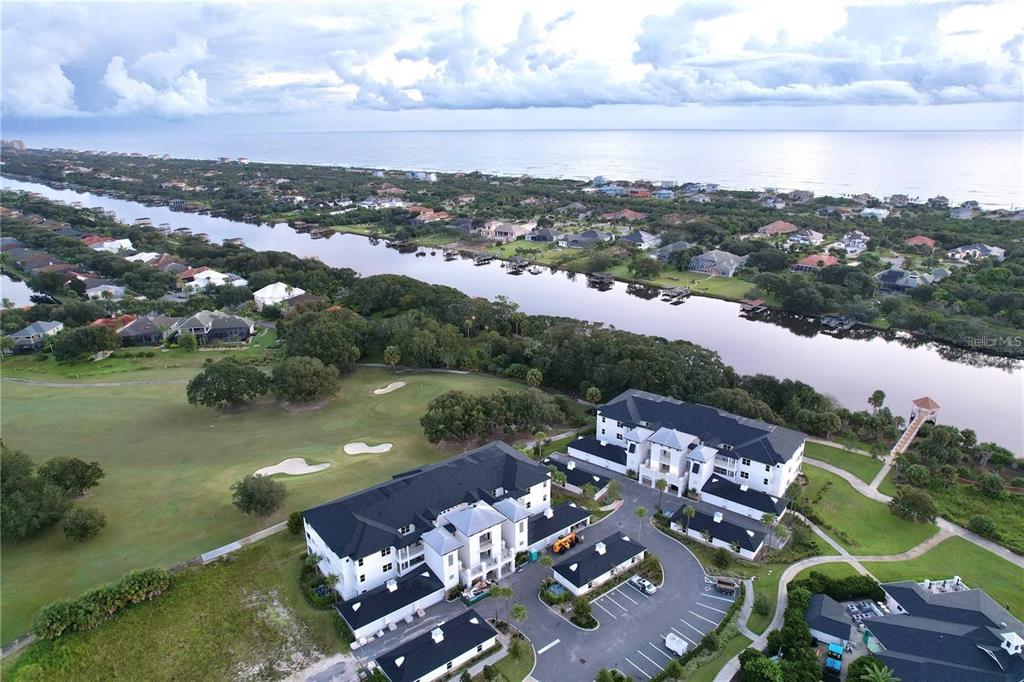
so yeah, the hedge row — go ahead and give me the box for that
[33,568,172,639]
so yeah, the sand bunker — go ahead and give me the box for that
[344,442,394,455]
[254,458,330,477]
[374,381,406,395]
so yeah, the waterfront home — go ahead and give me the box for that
[117,314,180,346]
[759,196,787,209]
[887,194,910,207]
[619,230,661,250]
[598,185,627,196]
[406,171,437,182]
[947,243,1005,262]
[852,193,875,205]
[787,229,824,247]
[903,235,937,249]
[788,190,814,203]
[791,254,839,272]
[483,221,536,243]
[757,220,798,237]
[875,268,938,293]
[552,532,646,596]
[172,310,254,344]
[628,188,651,198]
[253,282,306,310]
[179,267,249,293]
[653,189,675,200]
[928,195,949,208]
[527,227,562,243]
[860,207,890,221]
[84,281,126,300]
[653,241,692,262]
[372,609,497,682]
[558,229,612,248]
[7,320,63,352]
[689,249,748,277]
[950,206,976,220]
[411,211,449,225]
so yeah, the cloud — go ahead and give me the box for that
[1,1,1020,120]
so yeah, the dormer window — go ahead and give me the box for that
[398,524,415,535]
[492,487,504,497]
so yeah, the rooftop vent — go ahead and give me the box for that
[431,627,444,644]
[595,542,607,555]
[544,508,554,519]
[713,512,724,524]
[566,461,576,471]
[386,579,398,592]
[722,444,734,451]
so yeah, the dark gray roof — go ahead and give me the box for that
[336,569,443,631]
[375,609,496,682]
[674,508,766,552]
[806,594,852,641]
[553,531,645,587]
[9,320,62,338]
[701,476,787,516]
[117,315,179,338]
[568,437,627,466]
[304,442,549,560]
[527,503,592,545]
[599,390,805,466]
[542,458,609,491]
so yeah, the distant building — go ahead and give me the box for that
[832,230,870,255]
[600,209,646,221]
[787,229,824,246]
[788,190,814,203]
[903,235,937,249]
[947,243,1006,262]
[253,282,306,311]
[689,249,748,277]
[791,254,839,272]
[406,171,438,182]
[653,189,675,200]
[6,321,63,352]
[887,194,910,207]
[860,207,890,221]
[619,230,661,250]
[927,195,949,208]
[598,185,627,196]
[653,241,692,262]
[757,220,798,237]
[172,311,254,344]
[950,206,976,220]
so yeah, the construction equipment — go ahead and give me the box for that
[551,532,579,554]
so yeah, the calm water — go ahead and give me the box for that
[0,275,37,307]
[18,129,1024,208]
[3,177,1021,453]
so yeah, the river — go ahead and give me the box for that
[3,177,1022,453]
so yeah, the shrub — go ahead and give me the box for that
[51,326,119,361]
[570,596,596,628]
[969,514,997,538]
[889,486,938,523]
[711,547,733,569]
[231,474,288,516]
[287,510,304,535]
[63,507,106,542]
[753,592,771,616]
[980,473,1006,499]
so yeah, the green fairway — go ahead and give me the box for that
[0,365,533,641]
[804,442,884,484]
[863,537,1024,618]
[4,533,340,681]
[801,467,937,556]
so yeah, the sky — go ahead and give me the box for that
[2,0,1023,133]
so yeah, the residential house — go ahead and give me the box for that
[875,268,935,293]
[556,201,590,218]
[7,320,63,352]
[653,189,675,200]
[788,190,814,203]
[172,311,255,344]
[852,193,876,205]
[786,229,824,247]
[601,209,647,222]
[757,220,798,237]
[411,211,450,225]
[887,194,910,207]
[124,251,161,264]
[805,594,852,646]
[406,171,438,182]
[862,577,1024,682]
[179,268,248,293]
[689,249,748,277]
[832,230,870,255]
[88,237,134,252]
[860,207,890,221]
[598,185,627,196]
[791,254,839,272]
[455,194,475,205]
[947,243,1006,262]
[927,196,949,208]
[89,314,137,332]
[619,230,661,250]
[653,241,692,262]
[372,609,498,682]
[628,188,651,198]
[551,532,646,596]
[84,281,126,300]
[527,227,562,243]
[759,196,787,209]
[950,206,976,220]
[117,314,180,346]
[253,282,306,311]
[903,235,937,249]
[558,230,612,248]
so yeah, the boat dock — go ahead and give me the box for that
[661,287,692,304]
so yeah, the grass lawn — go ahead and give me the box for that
[801,467,937,556]
[791,562,862,585]
[862,536,1024,618]
[682,624,750,682]
[484,639,535,682]
[3,533,341,681]
[0,365,534,641]
[877,470,898,497]
[804,442,884,484]
[929,485,1024,556]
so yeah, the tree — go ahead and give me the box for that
[753,592,771,616]
[271,355,339,403]
[281,310,362,372]
[889,486,937,523]
[979,473,1006,499]
[547,465,567,487]
[968,514,996,538]
[655,478,667,511]
[858,661,900,682]
[681,505,696,534]
[51,326,120,361]
[383,345,401,372]
[538,555,554,569]
[571,596,592,624]
[187,357,270,408]
[585,386,602,404]
[1,445,71,542]
[526,367,542,387]
[607,479,621,501]
[635,505,648,539]
[711,547,732,569]
[490,585,513,623]
[63,507,106,542]
[510,603,527,630]
[288,510,304,534]
[868,389,886,414]
[231,474,288,516]
[581,483,598,501]
[903,463,930,488]
[178,332,199,352]
[628,254,661,280]
[741,651,783,682]
[37,457,105,497]
[761,512,777,551]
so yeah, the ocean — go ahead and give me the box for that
[15,129,1024,208]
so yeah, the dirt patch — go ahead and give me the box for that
[343,442,394,455]
[234,591,325,680]
[255,458,330,477]
[373,381,406,395]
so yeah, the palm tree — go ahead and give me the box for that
[635,506,648,539]
[383,345,401,373]
[538,555,554,569]
[681,505,696,534]
[510,603,527,630]
[654,479,667,512]
[761,512,777,550]
[869,389,886,414]
[490,585,513,623]
[859,661,900,682]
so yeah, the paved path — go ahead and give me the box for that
[804,458,891,502]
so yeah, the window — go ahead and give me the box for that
[447,662,454,670]
[382,562,393,573]
[600,428,605,434]
[691,462,700,474]
[357,558,364,567]
[740,472,749,480]
[448,554,455,566]
[519,521,525,533]
[359,574,366,583]
[525,501,532,509]
[765,464,771,472]
[542,495,547,502]
[477,645,484,653]
[628,443,636,453]
[763,478,769,486]
[741,458,751,467]
[381,547,392,557]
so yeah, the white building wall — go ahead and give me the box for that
[304,521,353,598]
[672,523,760,560]
[517,480,552,513]
[551,551,645,597]
[501,518,530,554]
[424,547,461,590]
[809,628,847,647]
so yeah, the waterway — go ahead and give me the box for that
[3,177,1021,453]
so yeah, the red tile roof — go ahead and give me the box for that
[600,209,647,221]
[796,254,839,268]
[912,396,940,410]
[903,235,937,248]
[89,314,137,330]
[758,220,798,235]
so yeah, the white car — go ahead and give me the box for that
[629,575,657,595]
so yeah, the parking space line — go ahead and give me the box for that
[680,618,705,635]
[689,610,719,626]
[616,587,639,605]
[604,593,629,613]
[626,582,650,598]
[648,643,675,661]
[637,649,664,672]
[696,602,728,614]
[625,657,653,679]
[594,601,618,619]
[671,626,698,646]
[537,639,560,655]
[702,593,735,603]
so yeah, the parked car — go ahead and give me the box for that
[629,575,657,595]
